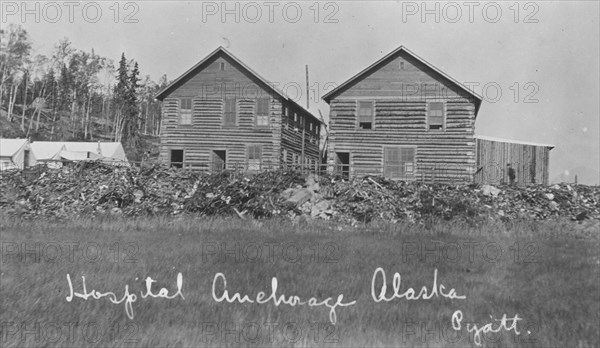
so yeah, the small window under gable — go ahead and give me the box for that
[179,98,192,125]
[428,102,444,130]
[219,62,226,71]
[358,101,374,129]
[256,98,269,127]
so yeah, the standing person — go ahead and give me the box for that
[507,164,516,186]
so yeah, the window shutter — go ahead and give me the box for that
[224,98,236,126]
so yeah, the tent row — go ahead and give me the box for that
[0,139,129,171]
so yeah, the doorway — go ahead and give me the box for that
[335,152,350,178]
[212,150,226,172]
[170,150,184,168]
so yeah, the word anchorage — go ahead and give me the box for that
[212,273,356,325]
[66,273,184,319]
[371,267,466,302]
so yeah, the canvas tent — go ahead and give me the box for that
[30,141,128,165]
[29,142,66,161]
[0,138,36,170]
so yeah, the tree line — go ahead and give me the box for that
[0,24,167,156]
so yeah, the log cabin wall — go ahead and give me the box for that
[326,50,478,182]
[157,49,321,171]
[474,137,552,185]
[280,102,321,169]
[159,55,281,170]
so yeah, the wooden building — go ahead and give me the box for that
[155,47,322,172]
[474,135,554,185]
[323,46,483,182]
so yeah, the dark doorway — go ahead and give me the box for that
[212,150,226,172]
[170,150,184,168]
[335,152,350,178]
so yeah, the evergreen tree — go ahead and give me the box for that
[114,53,130,142]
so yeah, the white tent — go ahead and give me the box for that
[29,142,66,161]
[30,141,129,164]
[0,138,36,170]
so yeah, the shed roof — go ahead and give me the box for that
[0,138,28,158]
[322,45,484,115]
[154,46,322,124]
[475,135,555,149]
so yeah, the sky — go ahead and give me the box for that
[2,1,599,184]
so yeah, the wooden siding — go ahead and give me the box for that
[475,138,551,185]
[159,96,281,169]
[339,52,473,100]
[158,53,320,170]
[327,98,476,182]
[280,103,320,166]
[327,50,479,182]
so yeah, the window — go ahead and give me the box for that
[384,147,416,180]
[309,122,313,132]
[428,102,444,130]
[179,98,192,125]
[247,145,262,171]
[223,98,236,126]
[256,98,269,127]
[219,62,226,71]
[400,61,405,70]
[358,101,374,129]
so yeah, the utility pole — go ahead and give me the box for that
[301,65,309,173]
[305,65,310,109]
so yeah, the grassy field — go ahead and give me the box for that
[1,215,598,347]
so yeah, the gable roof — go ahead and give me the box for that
[30,142,66,160]
[475,135,555,149]
[0,138,28,158]
[322,46,484,116]
[154,46,322,124]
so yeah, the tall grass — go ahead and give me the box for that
[1,215,598,347]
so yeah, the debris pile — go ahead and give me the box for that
[1,162,599,225]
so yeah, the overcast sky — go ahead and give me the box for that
[3,1,599,183]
